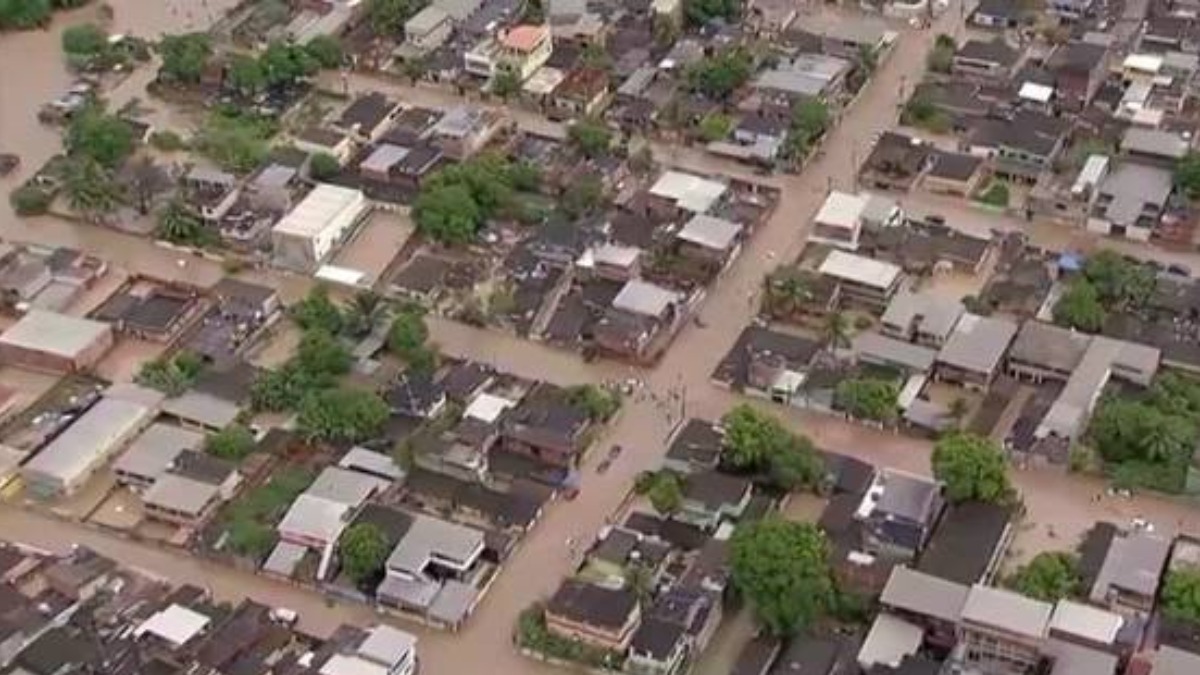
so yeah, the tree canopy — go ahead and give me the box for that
[291,285,344,335]
[684,0,740,26]
[305,35,344,69]
[158,33,212,84]
[786,99,830,158]
[367,0,428,35]
[731,519,836,636]
[62,24,107,58]
[297,388,390,443]
[635,471,683,515]
[0,0,51,30]
[309,152,341,181]
[567,119,613,159]
[413,154,533,244]
[1053,280,1106,333]
[194,109,276,173]
[687,48,754,99]
[157,199,215,247]
[566,385,621,422]
[834,378,899,422]
[721,405,822,490]
[206,425,257,462]
[339,523,390,585]
[1163,567,1200,625]
[1176,152,1200,201]
[294,329,351,378]
[1008,552,1081,602]
[137,352,204,396]
[67,107,134,168]
[931,433,1012,504]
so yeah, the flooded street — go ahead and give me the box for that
[3,2,1200,674]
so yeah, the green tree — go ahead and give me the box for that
[414,183,482,244]
[309,152,341,181]
[566,385,621,422]
[1162,567,1200,625]
[367,0,427,35]
[927,34,956,73]
[158,33,212,84]
[0,0,51,30]
[206,425,257,461]
[722,404,785,469]
[1053,280,1106,333]
[567,119,613,159]
[766,436,822,491]
[1082,250,1155,309]
[788,99,829,157]
[339,523,390,584]
[764,268,814,318]
[62,157,123,220]
[835,378,899,422]
[194,110,273,173]
[260,41,319,87]
[227,54,267,96]
[687,47,753,99]
[635,470,683,515]
[521,0,544,22]
[698,112,733,142]
[10,186,53,216]
[291,285,344,334]
[67,107,134,168]
[305,35,343,69]
[62,24,107,57]
[295,329,351,378]
[156,199,215,247]
[137,351,204,396]
[684,0,739,25]
[387,308,430,358]
[732,519,836,636]
[721,405,820,490]
[297,388,389,443]
[1176,152,1200,201]
[251,365,312,412]
[931,433,1012,504]
[821,310,851,351]
[1008,552,1081,602]
[346,290,387,337]
[491,70,522,99]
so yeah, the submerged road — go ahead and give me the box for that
[3,3,1200,674]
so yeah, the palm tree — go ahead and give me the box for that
[347,290,386,337]
[63,157,122,221]
[766,269,812,318]
[156,199,204,245]
[1141,417,1191,463]
[822,310,851,352]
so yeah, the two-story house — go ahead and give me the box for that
[1047,41,1108,112]
[934,314,1018,390]
[855,468,945,561]
[952,39,1021,81]
[545,580,641,651]
[880,291,965,348]
[958,584,1053,675]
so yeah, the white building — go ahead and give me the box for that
[22,385,163,497]
[271,185,368,272]
[810,191,868,250]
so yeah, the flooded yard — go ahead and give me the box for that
[331,209,415,285]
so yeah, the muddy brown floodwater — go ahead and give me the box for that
[7,4,1200,675]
